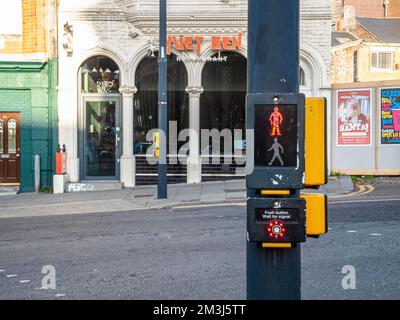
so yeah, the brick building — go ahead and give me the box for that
[343,0,400,18]
[57,0,331,192]
[331,0,400,26]
[0,0,58,192]
[332,18,400,84]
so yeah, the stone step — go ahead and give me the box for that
[65,181,123,193]
[0,186,19,196]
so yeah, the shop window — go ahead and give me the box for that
[371,52,392,71]
[201,52,247,155]
[80,56,120,93]
[134,53,188,154]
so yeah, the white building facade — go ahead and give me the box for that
[57,0,331,189]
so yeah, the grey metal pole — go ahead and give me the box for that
[34,154,41,193]
[247,0,301,300]
[158,0,168,199]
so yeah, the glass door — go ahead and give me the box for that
[83,99,121,179]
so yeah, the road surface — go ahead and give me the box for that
[0,183,399,299]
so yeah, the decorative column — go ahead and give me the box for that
[185,86,204,184]
[119,86,138,187]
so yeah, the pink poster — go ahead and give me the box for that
[381,88,400,144]
[337,90,372,145]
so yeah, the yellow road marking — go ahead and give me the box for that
[331,184,375,199]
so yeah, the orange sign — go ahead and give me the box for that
[167,32,242,56]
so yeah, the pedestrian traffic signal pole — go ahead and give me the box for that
[246,0,328,300]
[157,0,168,199]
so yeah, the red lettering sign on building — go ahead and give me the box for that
[166,32,242,55]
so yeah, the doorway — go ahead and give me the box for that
[81,98,121,180]
[0,112,20,184]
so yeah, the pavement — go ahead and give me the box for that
[0,176,354,219]
[320,175,355,196]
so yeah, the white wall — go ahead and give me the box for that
[58,0,332,181]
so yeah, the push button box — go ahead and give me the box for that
[247,197,306,243]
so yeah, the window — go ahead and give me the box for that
[371,52,393,71]
[353,51,358,82]
[299,67,306,86]
[7,119,17,154]
[201,52,247,155]
[80,56,120,93]
[134,53,188,154]
[0,119,3,153]
[0,0,22,35]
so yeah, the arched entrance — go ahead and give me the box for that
[201,52,247,180]
[134,53,188,184]
[134,53,188,153]
[201,52,247,148]
[78,55,121,180]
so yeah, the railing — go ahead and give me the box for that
[135,155,187,185]
[201,155,246,182]
[135,154,245,185]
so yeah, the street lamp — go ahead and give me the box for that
[157,0,168,199]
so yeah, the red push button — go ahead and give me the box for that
[267,221,286,239]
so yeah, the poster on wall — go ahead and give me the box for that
[337,89,372,146]
[381,88,400,144]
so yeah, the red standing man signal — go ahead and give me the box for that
[269,106,283,136]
